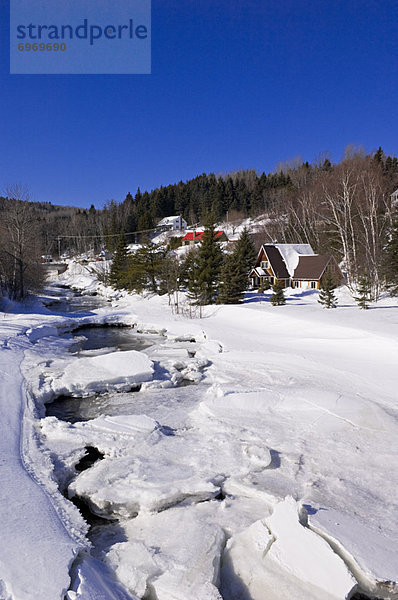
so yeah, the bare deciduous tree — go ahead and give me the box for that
[0,185,44,300]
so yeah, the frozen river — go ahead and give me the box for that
[3,280,396,600]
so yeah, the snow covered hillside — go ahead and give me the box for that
[0,264,397,600]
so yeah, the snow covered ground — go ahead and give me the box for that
[1,262,398,600]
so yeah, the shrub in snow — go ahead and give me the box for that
[270,282,286,305]
[318,276,338,309]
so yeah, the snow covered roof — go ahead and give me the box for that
[271,244,314,277]
[249,267,266,277]
[157,216,186,227]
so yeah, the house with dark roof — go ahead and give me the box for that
[181,230,228,246]
[249,244,343,290]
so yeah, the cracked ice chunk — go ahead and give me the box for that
[221,496,356,600]
[69,449,218,518]
[307,506,398,598]
[66,555,137,600]
[51,350,153,396]
[105,506,224,600]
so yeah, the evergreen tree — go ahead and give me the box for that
[186,252,203,306]
[105,200,119,253]
[383,217,398,295]
[158,253,180,297]
[109,233,129,289]
[322,158,332,171]
[373,146,384,165]
[126,241,164,293]
[257,279,271,293]
[218,254,245,304]
[137,209,154,232]
[235,227,256,273]
[188,221,223,305]
[270,281,286,306]
[318,276,338,308]
[354,273,372,309]
[179,248,197,290]
[218,228,256,304]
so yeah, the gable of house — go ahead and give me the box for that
[292,254,343,289]
[293,254,331,280]
[254,244,297,280]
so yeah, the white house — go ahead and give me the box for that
[156,216,187,231]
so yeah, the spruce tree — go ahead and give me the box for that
[218,254,245,304]
[258,279,271,293]
[383,217,398,296]
[126,241,164,293]
[235,227,256,273]
[109,233,129,289]
[354,273,372,309]
[218,228,256,304]
[187,253,203,306]
[188,221,223,305]
[373,146,384,165]
[318,277,338,308]
[270,281,286,306]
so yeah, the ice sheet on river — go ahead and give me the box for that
[221,497,356,600]
[101,505,225,600]
[42,411,273,518]
[49,350,154,397]
[307,505,398,598]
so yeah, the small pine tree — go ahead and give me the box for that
[270,281,286,306]
[383,217,398,296]
[188,221,223,305]
[354,274,372,309]
[373,146,384,165]
[258,279,271,293]
[126,241,165,293]
[235,227,256,274]
[218,254,245,304]
[218,228,256,304]
[109,233,129,289]
[318,277,338,309]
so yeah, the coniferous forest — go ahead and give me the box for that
[1,147,398,301]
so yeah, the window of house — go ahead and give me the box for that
[270,277,274,285]
[310,281,317,289]
[261,261,269,269]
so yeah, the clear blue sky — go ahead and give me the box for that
[0,0,397,208]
